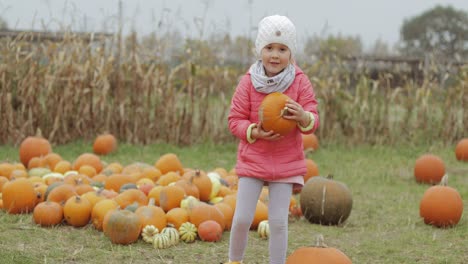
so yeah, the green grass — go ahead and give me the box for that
[0,141,467,264]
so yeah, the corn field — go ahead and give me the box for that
[0,32,466,146]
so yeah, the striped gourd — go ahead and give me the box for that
[142,225,159,243]
[257,220,269,239]
[153,233,171,249]
[161,226,180,246]
[178,222,197,243]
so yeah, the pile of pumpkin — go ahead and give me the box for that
[0,133,322,250]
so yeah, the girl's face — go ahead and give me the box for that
[261,43,291,77]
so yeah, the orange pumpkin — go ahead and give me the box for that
[214,202,234,230]
[258,92,296,136]
[46,183,77,205]
[157,171,182,186]
[63,195,92,227]
[0,176,9,191]
[197,220,223,242]
[0,163,16,179]
[222,194,238,211]
[286,235,352,264]
[135,198,167,232]
[74,183,95,196]
[53,160,72,174]
[174,179,200,199]
[34,183,48,203]
[81,190,106,208]
[33,201,64,226]
[165,207,189,229]
[19,136,52,167]
[147,185,164,206]
[159,185,185,212]
[93,133,118,155]
[2,178,38,214]
[154,153,184,175]
[91,199,119,231]
[414,154,445,184]
[455,138,468,161]
[189,203,225,230]
[140,167,162,182]
[103,209,141,244]
[43,153,63,170]
[27,156,47,169]
[63,173,92,186]
[302,133,319,151]
[251,200,268,229]
[419,175,463,228]
[72,153,103,173]
[184,169,212,202]
[303,159,319,184]
[104,173,133,192]
[113,189,148,209]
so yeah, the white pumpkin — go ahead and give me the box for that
[142,225,159,243]
[161,226,180,246]
[257,220,269,239]
[153,233,171,249]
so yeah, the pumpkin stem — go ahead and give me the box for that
[189,169,201,182]
[280,107,289,117]
[326,174,334,180]
[35,128,43,138]
[315,234,328,248]
[148,197,156,206]
[439,174,449,186]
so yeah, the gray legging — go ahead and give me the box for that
[228,177,293,264]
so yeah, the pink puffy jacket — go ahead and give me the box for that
[228,65,319,180]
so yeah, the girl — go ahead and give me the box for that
[225,15,319,264]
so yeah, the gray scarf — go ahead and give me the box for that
[249,60,296,94]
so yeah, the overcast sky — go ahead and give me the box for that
[1,0,467,48]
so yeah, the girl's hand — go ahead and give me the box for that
[252,121,283,141]
[283,99,310,127]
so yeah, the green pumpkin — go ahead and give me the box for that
[300,175,353,225]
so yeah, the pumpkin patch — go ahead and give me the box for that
[1,137,466,263]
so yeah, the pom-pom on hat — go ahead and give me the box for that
[255,15,297,57]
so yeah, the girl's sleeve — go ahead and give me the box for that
[297,75,319,134]
[228,75,254,141]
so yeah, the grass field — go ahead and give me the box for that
[0,141,467,264]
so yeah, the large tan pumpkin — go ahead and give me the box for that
[300,175,352,225]
[103,209,142,244]
[258,92,296,136]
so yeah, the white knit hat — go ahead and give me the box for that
[255,15,297,57]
